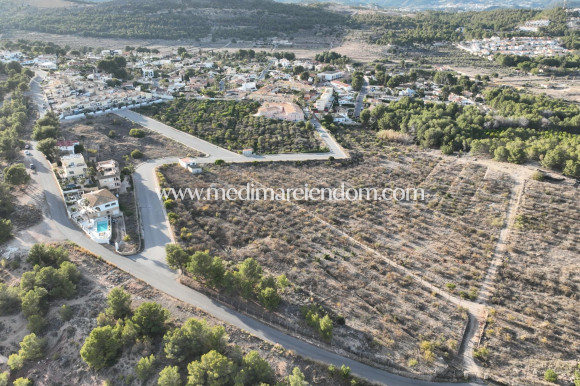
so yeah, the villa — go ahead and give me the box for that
[255,102,304,122]
[96,160,122,191]
[70,189,120,244]
[61,153,87,178]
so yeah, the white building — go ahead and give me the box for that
[239,82,257,92]
[178,157,202,174]
[61,154,87,178]
[142,68,155,78]
[96,160,122,191]
[56,140,80,154]
[317,71,344,81]
[315,88,334,111]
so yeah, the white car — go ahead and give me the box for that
[25,150,32,156]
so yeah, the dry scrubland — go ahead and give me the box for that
[0,243,339,385]
[60,115,201,164]
[481,180,580,384]
[158,128,517,375]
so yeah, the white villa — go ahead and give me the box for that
[71,189,120,244]
[61,154,87,178]
[315,88,334,112]
[96,160,122,191]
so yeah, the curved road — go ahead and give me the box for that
[29,149,478,386]
[26,84,478,384]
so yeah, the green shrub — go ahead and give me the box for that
[544,369,558,383]
[136,354,157,381]
[129,128,146,138]
[59,304,73,321]
[131,149,144,159]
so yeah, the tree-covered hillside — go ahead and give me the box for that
[0,0,347,40]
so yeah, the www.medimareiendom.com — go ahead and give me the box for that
[158,183,425,202]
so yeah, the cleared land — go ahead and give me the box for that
[156,128,520,375]
[480,180,580,385]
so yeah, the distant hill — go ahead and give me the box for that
[0,0,347,41]
[274,0,563,11]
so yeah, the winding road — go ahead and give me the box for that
[26,83,483,384]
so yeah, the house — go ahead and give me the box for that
[56,140,80,154]
[96,160,122,191]
[178,158,202,174]
[61,154,87,178]
[239,82,257,92]
[79,189,120,219]
[242,149,254,156]
[255,102,304,122]
[399,88,416,97]
[142,68,155,78]
[315,88,334,112]
[317,71,344,81]
[331,80,352,92]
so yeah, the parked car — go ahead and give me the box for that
[29,164,35,170]
[25,150,31,156]
[25,144,30,149]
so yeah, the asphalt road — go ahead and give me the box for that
[27,81,479,385]
[28,146,478,386]
[115,109,348,161]
[354,76,369,118]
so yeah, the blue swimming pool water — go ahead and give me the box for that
[97,220,108,233]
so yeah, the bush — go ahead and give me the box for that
[27,244,69,267]
[129,128,146,138]
[187,350,236,385]
[258,287,280,310]
[7,354,24,370]
[241,351,273,385]
[59,304,73,321]
[131,149,144,159]
[0,372,8,386]
[163,318,227,364]
[0,283,20,316]
[4,163,30,186]
[12,378,32,386]
[544,369,558,383]
[532,171,545,181]
[214,159,225,165]
[132,302,170,337]
[158,366,182,386]
[0,219,12,244]
[340,364,351,378]
[106,287,132,319]
[80,326,122,370]
[136,354,157,381]
[27,314,47,333]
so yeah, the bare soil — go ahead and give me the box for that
[479,179,580,385]
[60,114,202,167]
[159,139,508,375]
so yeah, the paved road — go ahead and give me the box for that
[115,109,348,161]
[354,76,369,118]
[27,77,479,385]
[28,147,478,386]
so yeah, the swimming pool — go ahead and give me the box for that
[96,220,108,233]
